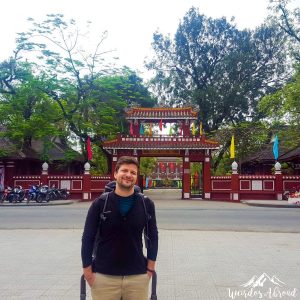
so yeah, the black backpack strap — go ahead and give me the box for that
[92,192,110,261]
[138,193,151,249]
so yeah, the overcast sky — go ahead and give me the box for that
[1,0,299,76]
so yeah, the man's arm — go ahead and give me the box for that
[146,199,158,276]
[81,198,101,285]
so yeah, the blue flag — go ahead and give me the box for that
[139,123,144,135]
[273,135,279,160]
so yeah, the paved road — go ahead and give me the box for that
[1,190,300,232]
[1,189,300,300]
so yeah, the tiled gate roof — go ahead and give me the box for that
[126,107,198,120]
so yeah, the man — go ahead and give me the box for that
[81,156,158,300]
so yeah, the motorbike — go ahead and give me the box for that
[36,185,50,203]
[27,185,40,203]
[1,186,17,203]
[46,185,70,200]
[13,186,25,202]
[283,185,300,200]
[56,188,70,200]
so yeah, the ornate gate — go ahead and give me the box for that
[102,107,219,199]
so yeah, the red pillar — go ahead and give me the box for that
[111,152,118,180]
[203,150,211,199]
[82,162,91,201]
[182,153,190,199]
[133,120,139,136]
[230,161,240,201]
[182,120,190,136]
[40,162,49,185]
[275,162,283,200]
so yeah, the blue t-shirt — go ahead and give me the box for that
[116,193,135,216]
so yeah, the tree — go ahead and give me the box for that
[147,8,289,134]
[12,14,156,162]
[211,121,270,173]
[268,0,300,61]
[259,66,300,148]
[139,157,157,177]
[0,60,66,156]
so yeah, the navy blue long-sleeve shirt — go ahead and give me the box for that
[81,191,158,276]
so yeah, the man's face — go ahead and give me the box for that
[114,163,138,191]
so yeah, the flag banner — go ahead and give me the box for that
[149,123,153,136]
[230,135,235,159]
[139,123,144,135]
[192,122,195,136]
[200,122,203,136]
[130,122,133,135]
[159,119,163,131]
[273,135,279,160]
[87,136,93,161]
[169,125,172,135]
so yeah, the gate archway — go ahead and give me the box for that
[103,107,219,199]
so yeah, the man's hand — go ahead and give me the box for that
[83,265,96,287]
[147,259,156,278]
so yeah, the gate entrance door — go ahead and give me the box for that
[190,162,203,198]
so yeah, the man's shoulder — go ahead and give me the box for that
[92,192,112,207]
[136,192,155,207]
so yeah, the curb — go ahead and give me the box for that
[241,201,300,208]
[0,200,76,207]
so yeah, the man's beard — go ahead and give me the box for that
[117,178,135,191]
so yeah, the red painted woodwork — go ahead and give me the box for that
[240,180,250,190]
[212,180,231,190]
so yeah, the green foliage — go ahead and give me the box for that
[259,66,300,128]
[211,121,270,172]
[140,157,157,177]
[147,7,289,133]
[268,0,300,61]
[0,62,66,150]
[90,148,108,176]
[190,162,203,175]
[0,14,156,169]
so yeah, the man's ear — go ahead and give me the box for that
[113,171,117,180]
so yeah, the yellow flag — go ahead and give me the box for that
[199,122,203,136]
[192,123,195,136]
[149,123,153,136]
[230,135,235,159]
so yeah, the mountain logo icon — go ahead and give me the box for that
[240,273,286,288]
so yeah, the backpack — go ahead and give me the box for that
[92,181,152,261]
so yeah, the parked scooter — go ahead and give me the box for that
[36,185,50,203]
[46,185,70,201]
[56,188,70,200]
[283,185,300,200]
[1,186,25,203]
[13,185,25,202]
[27,185,40,203]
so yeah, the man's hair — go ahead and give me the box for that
[115,156,139,172]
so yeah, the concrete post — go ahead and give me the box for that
[182,151,190,199]
[203,150,211,199]
[82,162,91,201]
[230,161,239,201]
[41,162,49,185]
[274,162,283,200]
